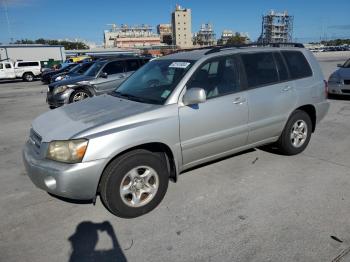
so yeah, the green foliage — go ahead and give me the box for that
[11,38,89,50]
[225,33,248,45]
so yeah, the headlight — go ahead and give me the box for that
[53,85,69,94]
[328,74,342,84]
[47,139,88,163]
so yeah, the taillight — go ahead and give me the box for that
[324,80,328,98]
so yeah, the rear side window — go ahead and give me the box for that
[274,53,289,81]
[103,61,124,75]
[5,63,12,69]
[17,62,39,67]
[241,52,278,88]
[281,51,312,79]
[125,60,140,72]
[0,64,3,69]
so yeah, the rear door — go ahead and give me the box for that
[179,55,249,168]
[240,51,297,144]
[93,61,126,93]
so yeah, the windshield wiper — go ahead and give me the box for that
[112,91,158,104]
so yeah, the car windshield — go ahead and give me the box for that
[111,59,194,105]
[84,61,104,77]
[70,63,93,74]
[343,59,350,68]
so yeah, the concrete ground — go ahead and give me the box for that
[0,54,350,262]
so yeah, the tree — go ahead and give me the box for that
[226,33,248,45]
[10,38,89,50]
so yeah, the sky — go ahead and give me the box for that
[0,0,350,45]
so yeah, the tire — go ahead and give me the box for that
[23,72,34,82]
[69,89,91,103]
[277,110,312,155]
[100,149,169,218]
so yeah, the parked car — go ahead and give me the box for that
[328,58,350,96]
[23,44,329,218]
[0,61,41,82]
[46,57,149,108]
[41,63,77,84]
[51,61,94,83]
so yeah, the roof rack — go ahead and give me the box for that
[204,42,304,55]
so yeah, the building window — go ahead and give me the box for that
[184,28,186,30]
[178,28,180,30]
[178,22,180,24]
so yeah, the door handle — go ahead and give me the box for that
[281,86,292,92]
[233,97,247,105]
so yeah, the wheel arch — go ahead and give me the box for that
[295,104,316,132]
[96,142,178,195]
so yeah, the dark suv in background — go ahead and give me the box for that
[50,61,94,83]
[47,57,150,108]
[41,63,77,84]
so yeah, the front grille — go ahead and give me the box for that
[344,80,350,85]
[29,128,42,154]
[341,89,350,94]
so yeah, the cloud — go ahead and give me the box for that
[328,25,350,30]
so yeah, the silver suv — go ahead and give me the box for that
[23,44,329,218]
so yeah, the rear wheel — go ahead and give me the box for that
[100,149,169,218]
[23,72,34,82]
[277,110,312,155]
[69,89,91,103]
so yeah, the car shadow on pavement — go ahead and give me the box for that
[328,94,350,101]
[68,221,127,262]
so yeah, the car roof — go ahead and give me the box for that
[160,43,307,62]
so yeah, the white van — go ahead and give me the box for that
[0,61,41,82]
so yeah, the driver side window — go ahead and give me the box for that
[187,56,240,99]
[103,61,124,75]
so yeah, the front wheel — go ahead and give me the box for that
[100,149,169,218]
[277,110,312,155]
[69,89,91,103]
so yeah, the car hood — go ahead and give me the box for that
[31,94,160,142]
[336,67,350,79]
[49,75,95,88]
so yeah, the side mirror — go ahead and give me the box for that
[100,72,108,78]
[183,88,206,105]
[337,63,343,68]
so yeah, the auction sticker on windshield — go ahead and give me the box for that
[169,62,191,68]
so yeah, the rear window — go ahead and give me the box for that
[17,62,39,67]
[241,52,278,88]
[281,51,312,79]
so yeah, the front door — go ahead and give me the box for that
[3,62,15,79]
[179,55,249,168]
[93,61,127,94]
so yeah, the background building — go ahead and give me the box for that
[104,24,161,48]
[157,24,173,45]
[193,23,216,46]
[171,4,193,49]
[260,10,293,43]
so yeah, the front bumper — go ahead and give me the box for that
[328,82,350,96]
[23,141,107,200]
[46,89,73,108]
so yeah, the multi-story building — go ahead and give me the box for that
[171,4,193,49]
[193,23,216,46]
[103,24,161,48]
[260,10,293,43]
[157,24,173,45]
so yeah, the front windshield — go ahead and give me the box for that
[343,59,350,68]
[84,61,104,77]
[112,59,194,104]
[68,64,82,73]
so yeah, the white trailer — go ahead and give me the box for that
[0,45,66,68]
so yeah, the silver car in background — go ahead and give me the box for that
[23,44,329,218]
[328,58,350,96]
